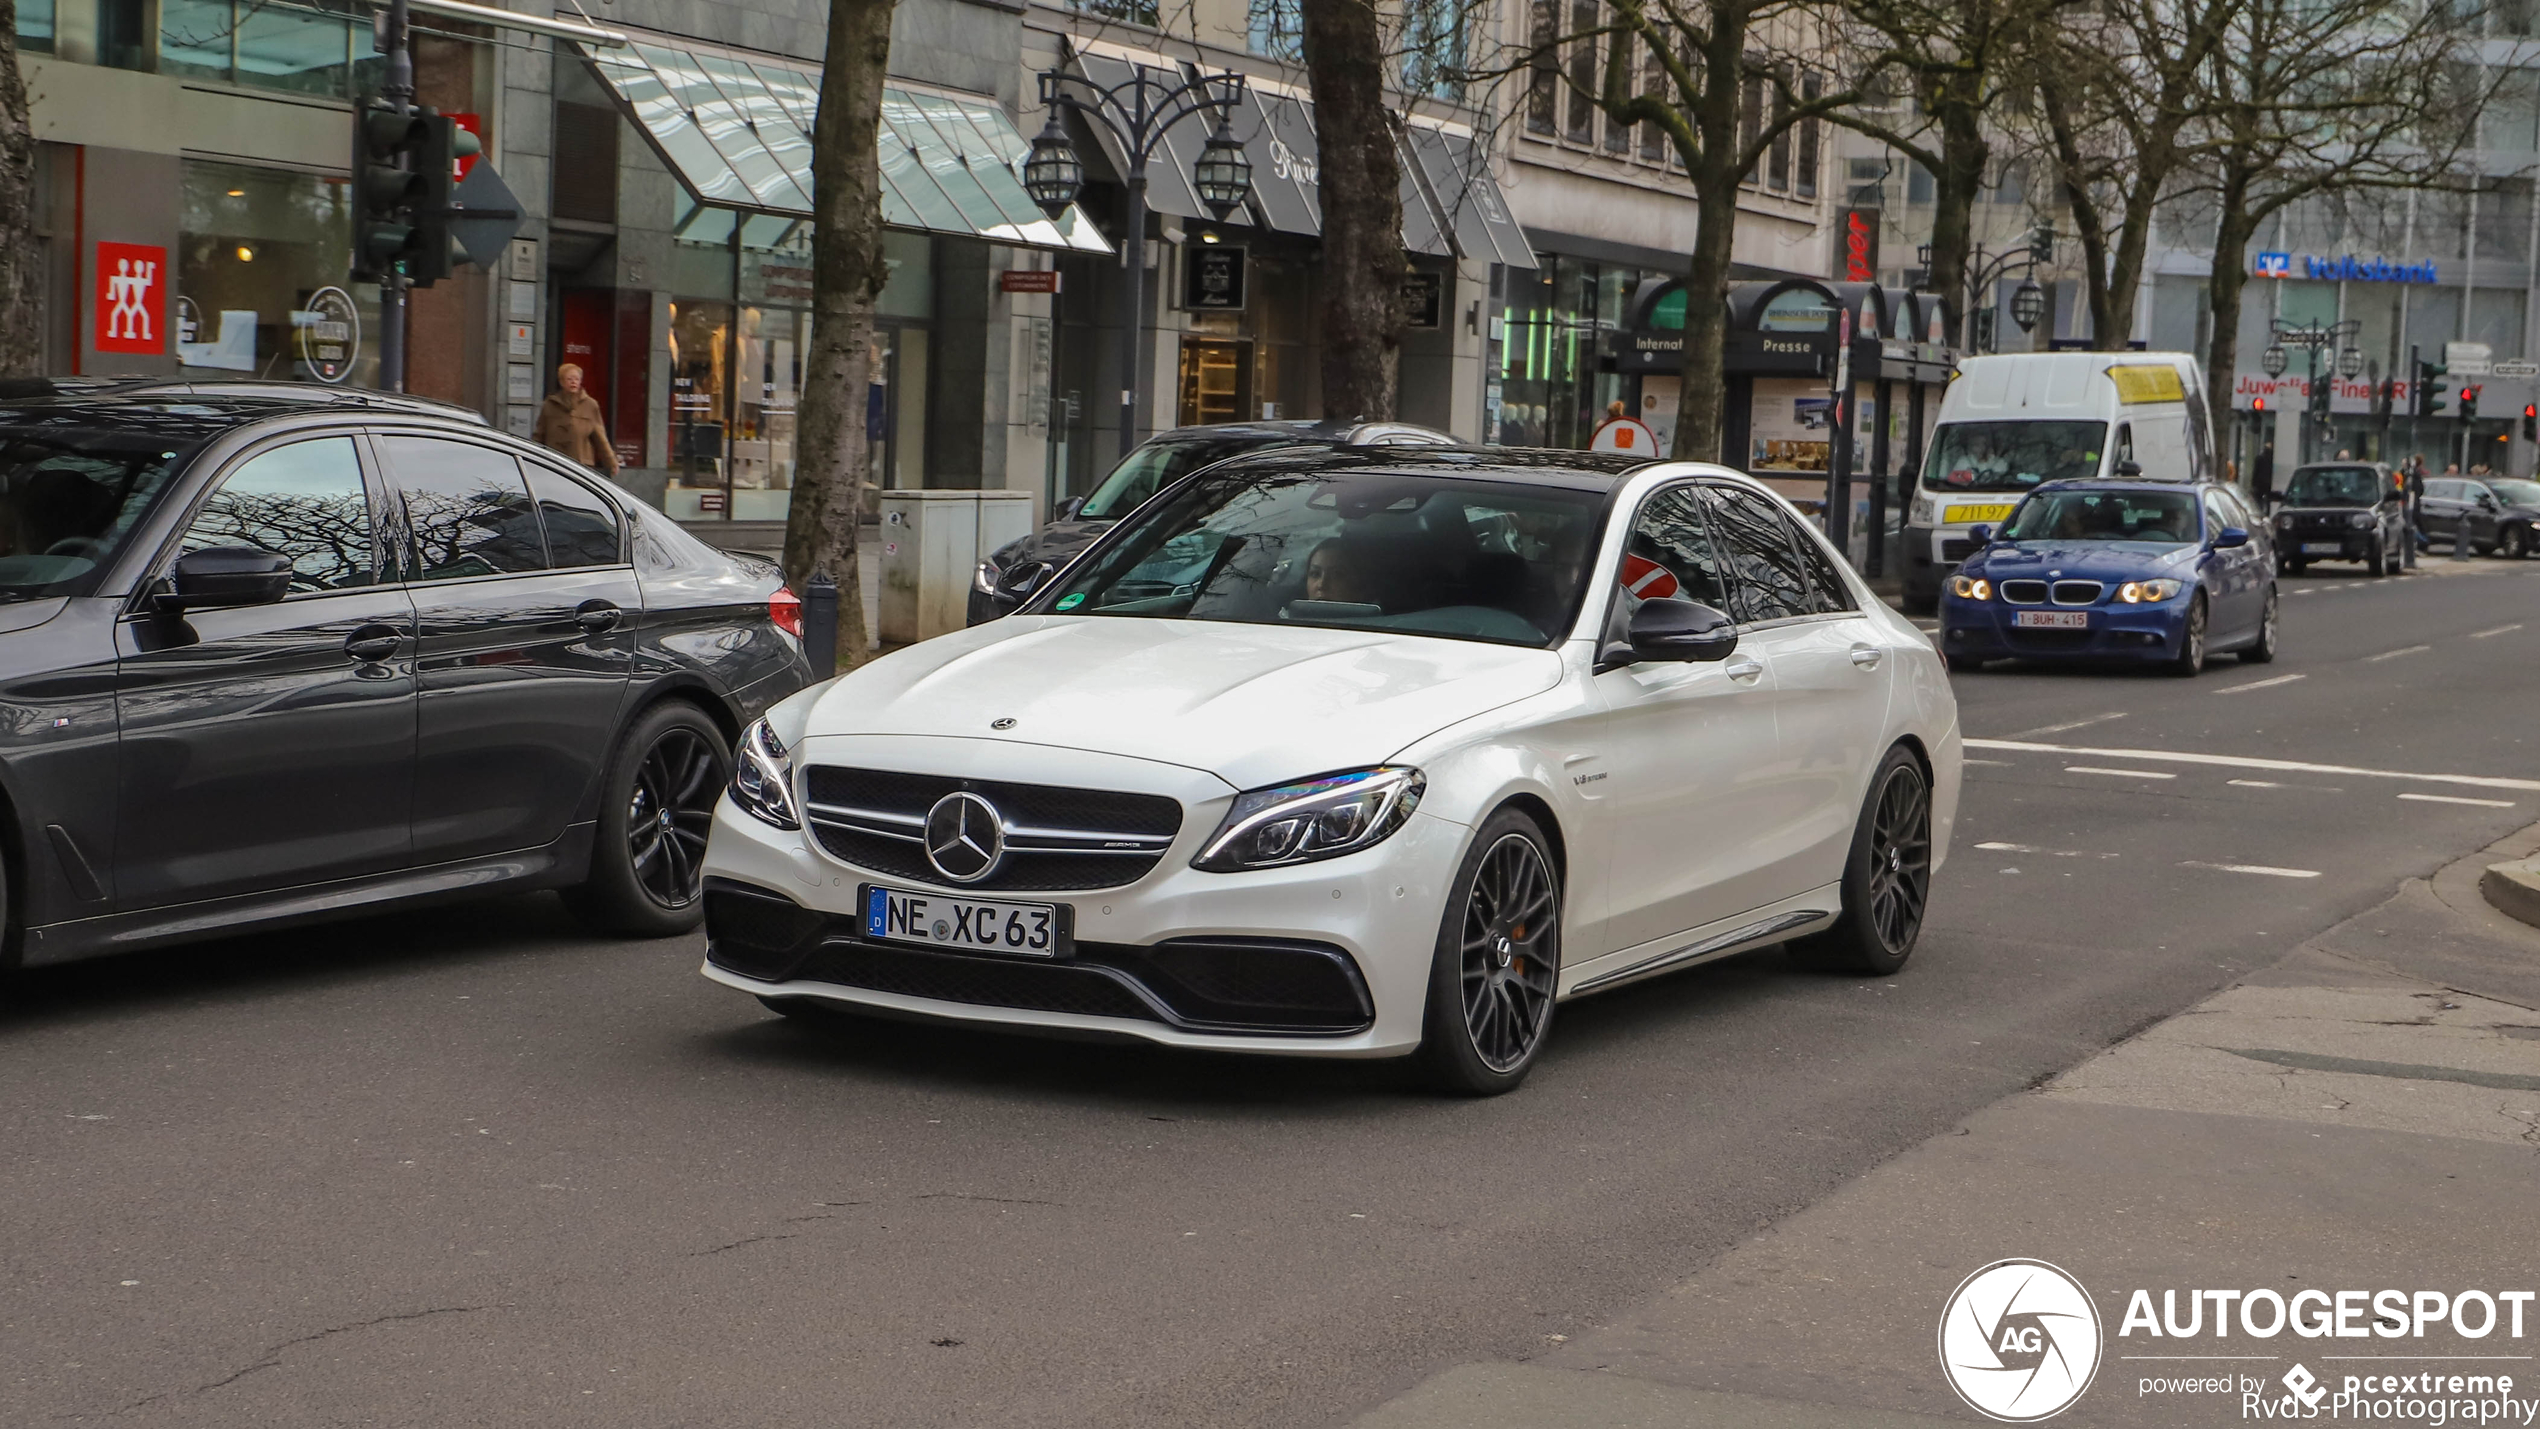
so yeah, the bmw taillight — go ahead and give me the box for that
[769,586,803,639]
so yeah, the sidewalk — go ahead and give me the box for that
[1352,822,2540,1428]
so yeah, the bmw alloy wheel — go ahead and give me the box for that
[628,726,721,908]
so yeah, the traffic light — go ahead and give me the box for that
[405,114,483,286]
[2460,385,2480,421]
[2308,368,2332,419]
[352,99,428,281]
[2522,403,2535,442]
[2414,358,2449,419]
[2252,397,2267,412]
[2028,223,2055,266]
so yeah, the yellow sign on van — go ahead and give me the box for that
[1946,503,2016,525]
[2107,364,2186,404]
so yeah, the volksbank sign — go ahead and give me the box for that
[2252,251,2438,283]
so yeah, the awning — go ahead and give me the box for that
[1403,125,1535,269]
[581,30,1112,255]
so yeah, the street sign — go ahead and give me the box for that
[2491,359,2539,378]
[999,269,1061,294]
[2445,341,2492,376]
[447,161,524,271]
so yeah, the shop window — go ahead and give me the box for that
[1178,339,1253,427]
[1564,2,1597,144]
[1526,0,1558,136]
[1248,0,1301,62]
[17,0,53,54]
[665,298,731,520]
[99,0,149,70]
[176,159,377,386]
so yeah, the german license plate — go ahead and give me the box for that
[1947,503,2016,524]
[861,884,1069,958]
[2301,542,2343,555]
[2013,610,2090,629]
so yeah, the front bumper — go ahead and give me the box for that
[697,756,1468,1056]
[1937,594,2190,662]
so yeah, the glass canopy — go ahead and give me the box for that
[581,31,1114,255]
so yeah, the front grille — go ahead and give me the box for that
[2051,580,2103,605]
[1999,579,2049,604]
[801,766,1182,893]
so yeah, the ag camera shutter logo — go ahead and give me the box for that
[1939,1259,2104,1421]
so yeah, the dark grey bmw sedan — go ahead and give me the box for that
[0,384,810,993]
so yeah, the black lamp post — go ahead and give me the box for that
[2009,279,2045,334]
[1024,63,1250,460]
[1920,222,2053,353]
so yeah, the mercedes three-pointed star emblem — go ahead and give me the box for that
[923,791,1005,884]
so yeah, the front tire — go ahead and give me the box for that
[2501,525,2529,560]
[562,701,731,937]
[1789,746,1932,976]
[2168,594,2209,676]
[2367,537,2389,577]
[2238,588,2279,663]
[1418,810,1562,1096]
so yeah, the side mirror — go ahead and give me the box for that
[990,559,1060,616]
[2114,460,2144,477]
[1965,524,1993,547]
[1626,598,1739,664]
[2479,493,2500,511]
[154,546,292,613]
[2213,526,2250,549]
[1056,496,1087,521]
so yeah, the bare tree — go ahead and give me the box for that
[0,4,40,376]
[1301,0,1409,421]
[783,0,896,670]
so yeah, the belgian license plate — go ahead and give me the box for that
[861,884,1070,958]
[1948,503,2017,525]
[2013,610,2090,629]
[2301,542,2343,554]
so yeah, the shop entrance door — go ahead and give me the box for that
[1178,339,1253,427]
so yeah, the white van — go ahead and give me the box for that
[1901,351,2217,612]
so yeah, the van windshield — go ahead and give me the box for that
[1922,421,2107,494]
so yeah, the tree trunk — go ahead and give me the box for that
[1300,0,1403,421]
[783,0,896,671]
[1925,83,1988,350]
[2203,180,2258,433]
[1674,173,1740,462]
[0,16,43,375]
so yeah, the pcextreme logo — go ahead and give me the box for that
[1940,1259,2105,1422]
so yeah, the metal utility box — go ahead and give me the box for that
[878,489,1036,644]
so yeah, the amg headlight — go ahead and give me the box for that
[2347,512,2375,529]
[1950,575,1991,600]
[730,718,800,830]
[1194,766,1424,872]
[2117,579,2186,603]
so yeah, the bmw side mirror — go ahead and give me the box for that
[2213,526,2250,549]
[1626,598,1739,664]
[154,546,293,613]
[992,559,1060,615]
[1966,524,1992,547]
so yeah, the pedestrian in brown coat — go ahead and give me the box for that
[535,362,619,476]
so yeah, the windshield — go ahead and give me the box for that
[1041,468,1611,648]
[2487,479,2540,506]
[2284,466,2383,506]
[1076,436,1269,520]
[2000,489,2200,545]
[0,426,198,599]
[1923,421,2108,494]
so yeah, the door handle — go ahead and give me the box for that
[575,599,623,634]
[1724,657,1765,684]
[1849,644,1884,669]
[344,624,403,663]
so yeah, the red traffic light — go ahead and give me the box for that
[2253,397,2266,411]
[2524,403,2535,419]
[2462,387,2476,402]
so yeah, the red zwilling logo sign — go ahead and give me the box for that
[95,242,167,355]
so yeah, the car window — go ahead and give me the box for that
[177,436,377,594]
[1697,485,1811,624]
[1075,437,1265,520]
[2286,467,2380,506]
[381,436,548,581]
[1787,516,1855,614]
[523,463,623,567]
[2202,490,2233,534]
[2427,479,2459,501]
[1618,486,1731,610]
[2001,489,2199,545]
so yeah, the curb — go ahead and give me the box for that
[2480,858,2540,930]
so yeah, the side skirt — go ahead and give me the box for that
[1560,888,1841,999]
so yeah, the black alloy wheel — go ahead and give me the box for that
[2168,594,2208,676]
[1421,811,1561,1095]
[1791,746,1932,976]
[2502,525,2530,560]
[2239,588,2279,663]
[562,701,732,937]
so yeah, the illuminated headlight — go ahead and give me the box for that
[1193,766,1424,872]
[2117,579,2186,603]
[2347,512,2374,529]
[1950,575,1991,600]
[729,718,800,830]
[973,560,1000,595]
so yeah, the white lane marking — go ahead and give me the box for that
[2216,673,2306,695]
[1964,739,2540,793]
[2471,623,2523,639]
[2229,779,2282,788]
[2066,765,2177,779]
[2230,778,2343,792]
[1973,841,2119,859]
[2007,712,2128,738]
[2182,860,2322,879]
[1964,758,2012,766]
[2364,644,2432,662]
[2397,792,2518,808]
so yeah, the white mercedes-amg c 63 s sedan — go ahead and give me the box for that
[699,447,1961,1093]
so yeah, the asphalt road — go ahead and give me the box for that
[5,556,2535,1429]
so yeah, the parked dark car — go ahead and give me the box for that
[2420,475,2540,558]
[2269,462,2406,575]
[0,386,810,995]
[967,419,1452,624]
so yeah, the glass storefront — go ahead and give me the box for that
[1495,255,1662,449]
[175,159,378,386]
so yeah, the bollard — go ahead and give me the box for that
[803,570,840,681]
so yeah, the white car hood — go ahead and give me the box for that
[804,615,1565,790]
